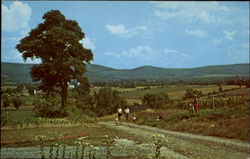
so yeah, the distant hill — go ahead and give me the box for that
[1,62,249,84]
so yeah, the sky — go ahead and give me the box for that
[2,1,249,69]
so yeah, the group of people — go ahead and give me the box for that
[115,95,199,125]
[188,95,199,114]
[116,106,136,125]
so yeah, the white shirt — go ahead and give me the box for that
[118,108,122,113]
[125,108,130,114]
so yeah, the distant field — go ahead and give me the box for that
[119,85,240,100]
[1,86,17,89]
[218,87,249,96]
[2,85,244,108]
[90,86,140,95]
[1,95,39,107]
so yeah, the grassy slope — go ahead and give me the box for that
[134,104,249,141]
[1,62,249,83]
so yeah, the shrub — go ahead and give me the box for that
[93,87,126,116]
[142,93,171,109]
[12,96,23,110]
[152,134,167,159]
[33,95,68,118]
[66,106,97,123]
[3,95,10,110]
[183,89,202,100]
[102,135,115,159]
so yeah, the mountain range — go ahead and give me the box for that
[1,62,249,84]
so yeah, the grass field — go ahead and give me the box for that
[1,124,144,148]
[139,105,249,141]
[1,85,249,149]
[4,109,36,122]
[120,85,239,101]
[90,85,241,104]
[101,102,249,141]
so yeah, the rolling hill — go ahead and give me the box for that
[1,62,249,84]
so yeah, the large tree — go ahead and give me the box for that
[16,10,93,109]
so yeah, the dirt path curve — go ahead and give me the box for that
[100,121,250,159]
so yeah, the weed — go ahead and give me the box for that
[35,135,46,159]
[54,143,60,159]
[60,144,67,159]
[103,135,115,159]
[152,134,167,159]
[49,142,54,159]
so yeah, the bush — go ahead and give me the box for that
[66,106,97,123]
[33,95,68,118]
[3,95,10,109]
[93,87,126,116]
[183,89,202,100]
[142,93,171,109]
[12,96,23,110]
[33,93,97,123]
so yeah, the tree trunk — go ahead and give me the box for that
[61,82,68,109]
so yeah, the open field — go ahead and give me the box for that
[1,124,144,148]
[217,87,250,96]
[1,85,249,146]
[4,109,35,123]
[134,104,249,141]
[120,85,240,100]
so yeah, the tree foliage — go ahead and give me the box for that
[16,10,93,109]
[12,96,23,110]
[3,95,10,110]
[183,89,202,100]
[142,93,171,109]
[75,77,95,112]
[93,87,126,116]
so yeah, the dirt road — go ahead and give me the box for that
[100,121,250,159]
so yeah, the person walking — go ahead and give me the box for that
[132,114,136,123]
[117,106,123,123]
[193,95,199,115]
[188,100,194,113]
[124,106,130,121]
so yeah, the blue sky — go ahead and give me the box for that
[2,1,249,69]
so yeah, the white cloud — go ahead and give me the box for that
[104,52,120,58]
[163,48,179,54]
[185,29,207,38]
[2,1,31,32]
[105,24,148,37]
[213,30,238,46]
[224,31,237,40]
[105,46,185,60]
[80,37,95,50]
[5,49,41,63]
[9,49,22,61]
[213,38,222,46]
[122,46,152,57]
[152,1,229,23]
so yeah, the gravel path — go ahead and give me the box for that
[100,121,250,159]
